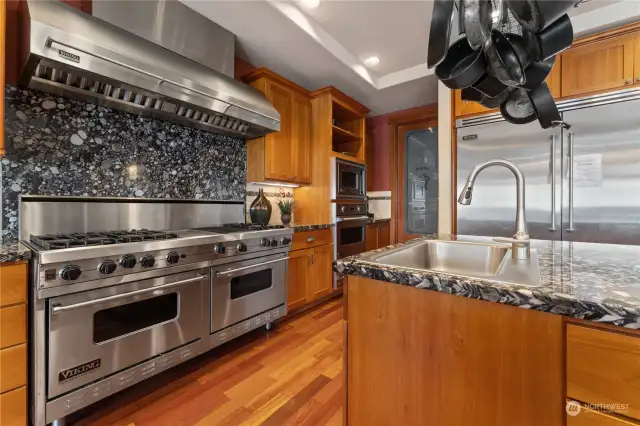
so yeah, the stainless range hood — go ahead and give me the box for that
[18,0,280,138]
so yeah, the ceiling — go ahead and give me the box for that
[181,0,638,116]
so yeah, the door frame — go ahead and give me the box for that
[388,105,438,243]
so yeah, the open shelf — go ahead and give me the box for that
[332,150,365,164]
[332,125,361,144]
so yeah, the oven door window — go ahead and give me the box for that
[230,269,273,299]
[93,293,178,344]
[340,226,364,245]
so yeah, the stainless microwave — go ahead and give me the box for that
[331,158,366,200]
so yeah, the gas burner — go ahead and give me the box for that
[30,229,179,250]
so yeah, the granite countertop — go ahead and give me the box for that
[335,234,640,329]
[0,239,32,264]
[290,223,335,232]
[368,218,391,224]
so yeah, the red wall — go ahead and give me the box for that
[367,103,438,192]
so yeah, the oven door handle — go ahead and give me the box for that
[336,216,369,222]
[51,275,206,314]
[215,257,290,277]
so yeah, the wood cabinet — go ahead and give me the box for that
[243,68,312,185]
[286,230,335,313]
[561,33,636,98]
[365,221,391,251]
[0,262,28,426]
[346,276,564,426]
[567,324,640,421]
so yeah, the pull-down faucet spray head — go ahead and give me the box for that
[458,181,473,205]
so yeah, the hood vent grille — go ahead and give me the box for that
[19,0,279,138]
[33,64,252,135]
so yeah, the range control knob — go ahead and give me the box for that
[60,265,82,281]
[120,255,137,269]
[259,238,270,247]
[281,237,291,245]
[237,243,248,253]
[340,206,346,213]
[98,260,117,275]
[140,255,156,268]
[166,252,180,265]
[270,239,278,247]
[356,205,362,212]
[214,244,226,255]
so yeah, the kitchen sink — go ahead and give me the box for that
[358,239,542,287]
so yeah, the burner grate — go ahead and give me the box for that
[30,229,179,250]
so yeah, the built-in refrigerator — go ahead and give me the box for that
[456,88,640,245]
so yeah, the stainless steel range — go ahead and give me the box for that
[22,197,293,426]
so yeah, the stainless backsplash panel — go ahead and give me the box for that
[20,196,244,240]
[92,0,235,78]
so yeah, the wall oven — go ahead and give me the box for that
[335,202,368,259]
[332,157,366,200]
[210,252,288,348]
[47,267,208,399]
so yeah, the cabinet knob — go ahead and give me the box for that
[637,76,640,82]
[626,79,632,85]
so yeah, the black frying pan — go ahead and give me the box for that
[462,86,513,108]
[500,88,537,124]
[527,81,561,128]
[505,0,576,33]
[485,30,527,86]
[521,56,555,91]
[523,14,574,61]
[472,73,508,97]
[428,0,456,68]
[435,37,487,89]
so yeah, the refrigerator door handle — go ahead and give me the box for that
[567,132,576,232]
[549,134,557,232]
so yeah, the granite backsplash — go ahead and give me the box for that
[2,85,247,240]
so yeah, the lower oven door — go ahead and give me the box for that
[336,217,367,258]
[211,253,287,334]
[47,268,207,398]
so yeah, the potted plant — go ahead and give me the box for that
[276,198,295,226]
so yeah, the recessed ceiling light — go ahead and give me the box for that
[299,0,320,9]
[364,56,380,68]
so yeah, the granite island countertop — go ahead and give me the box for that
[0,239,32,264]
[289,223,335,232]
[335,234,640,329]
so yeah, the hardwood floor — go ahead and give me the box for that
[68,298,344,426]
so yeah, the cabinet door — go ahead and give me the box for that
[308,244,334,301]
[265,82,293,181]
[561,34,635,98]
[365,224,378,252]
[635,33,640,86]
[287,248,312,312]
[547,56,562,99]
[377,222,390,248]
[453,90,496,117]
[291,93,312,184]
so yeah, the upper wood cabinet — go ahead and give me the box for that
[243,68,312,185]
[561,33,636,98]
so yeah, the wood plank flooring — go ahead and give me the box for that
[68,298,344,426]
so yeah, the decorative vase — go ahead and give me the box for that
[249,188,272,226]
[281,213,292,226]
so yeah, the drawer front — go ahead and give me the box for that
[0,386,27,426]
[0,263,27,307]
[0,305,27,349]
[567,404,639,426]
[292,228,333,251]
[567,325,640,420]
[0,344,27,393]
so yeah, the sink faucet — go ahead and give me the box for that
[458,159,531,260]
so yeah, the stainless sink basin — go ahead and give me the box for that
[359,239,542,287]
